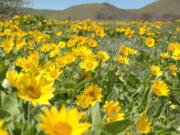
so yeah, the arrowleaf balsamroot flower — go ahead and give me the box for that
[76,84,102,109]
[80,56,99,72]
[151,80,170,97]
[43,64,62,81]
[145,37,155,48]
[150,65,162,77]
[87,38,97,48]
[6,71,55,106]
[117,55,129,65]
[168,64,178,76]
[39,105,91,135]
[168,43,180,60]
[137,112,152,134]
[72,46,93,58]
[6,70,20,88]
[55,31,62,37]
[172,49,180,60]
[97,50,109,62]
[0,38,14,54]
[103,101,125,122]
[160,52,170,59]
[119,45,137,56]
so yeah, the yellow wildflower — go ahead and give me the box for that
[58,41,66,49]
[137,112,151,134]
[87,38,97,48]
[151,80,169,97]
[117,55,129,65]
[39,105,91,135]
[103,101,125,122]
[96,28,105,38]
[97,50,109,62]
[6,70,20,88]
[139,27,146,35]
[145,37,155,48]
[80,56,99,72]
[119,45,137,56]
[0,38,14,54]
[72,46,93,58]
[172,49,180,60]
[169,64,177,76]
[76,84,102,109]
[150,65,162,76]
[55,32,62,37]
[49,47,60,58]
[160,52,169,59]
[43,64,62,81]
[10,72,55,106]
[15,37,26,51]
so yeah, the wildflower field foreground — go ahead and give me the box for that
[0,16,180,135]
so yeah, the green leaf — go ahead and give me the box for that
[158,127,179,135]
[0,91,19,115]
[103,119,133,135]
[127,73,140,88]
[23,127,36,135]
[152,101,165,118]
[0,109,11,119]
[140,87,150,111]
[91,102,103,130]
[0,62,6,84]
[136,50,150,62]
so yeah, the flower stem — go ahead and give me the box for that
[27,102,32,134]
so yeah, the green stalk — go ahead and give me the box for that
[27,102,32,135]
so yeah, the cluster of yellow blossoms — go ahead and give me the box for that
[117,45,138,64]
[116,27,134,38]
[76,84,102,109]
[168,42,180,60]
[150,64,178,77]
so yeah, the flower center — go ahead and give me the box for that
[86,62,93,69]
[27,86,41,99]
[53,122,72,135]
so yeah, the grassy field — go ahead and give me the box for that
[0,16,180,135]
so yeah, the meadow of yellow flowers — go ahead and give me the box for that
[0,16,180,135]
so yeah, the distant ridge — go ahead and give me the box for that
[21,0,180,20]
[59,3,135,20]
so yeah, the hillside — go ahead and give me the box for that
[60,3,135,20]
[20,0,180,20]
[138,0,180,16]
[21,3,135,20]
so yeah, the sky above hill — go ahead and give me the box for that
[28,0,157,10]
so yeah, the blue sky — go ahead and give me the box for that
[28,0,157,10]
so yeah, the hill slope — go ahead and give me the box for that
[138,0,180,16]
[21,3,136,20]
[21,0,180,20]
[60,3,135,20]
